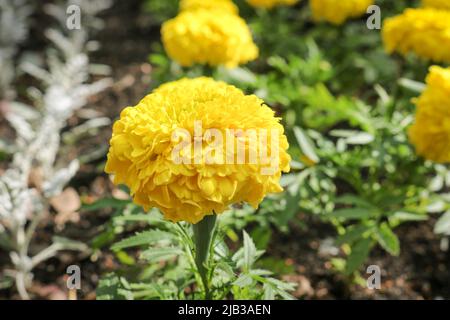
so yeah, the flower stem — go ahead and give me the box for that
[192,214,217,300]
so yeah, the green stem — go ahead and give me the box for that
[202,65,215,78]
[192,214,217,300]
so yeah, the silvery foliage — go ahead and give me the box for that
[429,165,450,249]
[0,0,112,298]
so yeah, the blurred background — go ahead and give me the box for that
[0,0,449,300]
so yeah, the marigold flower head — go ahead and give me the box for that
[409,66,450,163]
[105,77,291,223]
[161,9,258,68]
[382,8,450,63]
[179,0,239,14]
[422,0,450,10]
[246,0,299,9]
[310,0,374,25]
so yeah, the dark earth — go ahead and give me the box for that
[0,0,449,300]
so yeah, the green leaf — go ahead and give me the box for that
[398,78,425,93]
[345,132,374,145]
[115,251,136,265]
[82,198,129,211]
[375,223,400,256]
[250,269,273,276]
[293,126,319,163]
[140,247,183,262]
[96,273,133,300]
[218,67,256,84]
[263,283,275,300]
[250,227,272,250]
[243,230,257,270]
[389,211,428,222]
[111,230,174,251]
[113,214,163,225]
[345,237,372,275]
[335,194,375,209]
[336,224,373,246]
[264,278,296,300]
[333,208,377,220]
[434,211,450,235]
[233,273,253,287]
[91,229,116,249]
[274,192,299,228]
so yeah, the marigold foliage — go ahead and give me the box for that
[409,66,450,164]
[105,77,291,223]
[179,0,239,14]
[310,0,374,25]
[422,0,450,10]
[161,9,258,68]
[246,0,299,9]
[382,8,450,63]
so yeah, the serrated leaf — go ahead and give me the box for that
[140,247,183,262]
[111,230,174,251]
[345,237,372,275]
[263,283,275,300]
[233,273,253,287]
[96,273,133,300]
[243,230,257,270]
[375,223,400,256]
[250,269,273,276]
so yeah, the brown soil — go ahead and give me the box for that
[1,0,449,300]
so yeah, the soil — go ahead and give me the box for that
[1,0,449,300]
[272,214,450,299]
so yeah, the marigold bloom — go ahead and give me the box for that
[382,8,450,63]
[161,10,258,68]
[105,78,291,223]
[422,0,450,10]
[246,0,299,9]
[409,66,450,163]
[310,0,373,25]
[180,0,239,14]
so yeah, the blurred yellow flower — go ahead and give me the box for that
[310,0,374,25]
[409,66,450,164]
[422,0,450,10]
[246,0,299,9]
[179,0,239,14]
[382,8,450,63]
[161,9,258,67]
[105,77,291,223]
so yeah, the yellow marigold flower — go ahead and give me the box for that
[161,10,258,68]
[310,0,373,25]
[105,77,291,223]
[179,0,239,14]
[422,0,450,10]
[246,0,299,9]
[382,8,450,63]
[409,66,450,163]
